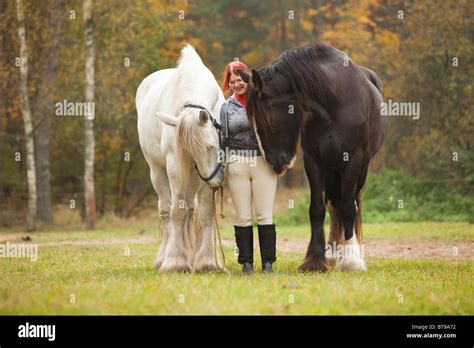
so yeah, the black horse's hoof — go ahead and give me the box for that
[298,257,328,273]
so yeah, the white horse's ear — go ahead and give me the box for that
[199,110,209,124]
[155,111,178,126]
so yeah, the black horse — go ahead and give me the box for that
[247,43,388,272]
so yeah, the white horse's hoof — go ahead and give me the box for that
[159,255,192,273]
[336,257,367,272]
[193,261,222,273]
[153,258,162,269]
[193,253,223,272]
[154,251,166,269]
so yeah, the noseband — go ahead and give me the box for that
[183,104,224,182]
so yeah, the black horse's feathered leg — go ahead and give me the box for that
[298,152,328,273]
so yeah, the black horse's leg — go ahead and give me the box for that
[354,162,369,218]
[337,150,367,272]
[298,152,328,272]
[356,162,369,196]
[325,171,343,265]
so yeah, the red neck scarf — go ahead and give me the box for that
[235,93,247,107]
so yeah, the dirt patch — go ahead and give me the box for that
[267,238,474,260]
[1,234,471,260]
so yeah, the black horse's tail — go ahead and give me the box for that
[331,190,363,243]
[327,184,363,244]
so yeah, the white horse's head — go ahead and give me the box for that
[156,107,224,188]
[154,44,225,188]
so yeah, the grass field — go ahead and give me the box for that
[0,221,472,315]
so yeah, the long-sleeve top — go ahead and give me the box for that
[219,94,261,157]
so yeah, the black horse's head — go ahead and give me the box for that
[247,68,301,177]
[247,44,337,177]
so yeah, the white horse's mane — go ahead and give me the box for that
[173,45,216,109]
[177,44,204,67]
[173,44,220,185]
[176,113,209,185]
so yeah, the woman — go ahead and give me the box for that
[220,61,278,274]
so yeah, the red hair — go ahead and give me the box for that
[222,61,251,92]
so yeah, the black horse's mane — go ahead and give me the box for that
[248,43,337,138]
[275,43,336,106]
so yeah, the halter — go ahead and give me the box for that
[183,104,225,182]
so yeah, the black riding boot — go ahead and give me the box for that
[234,225,254,274]
[257,224,276,273]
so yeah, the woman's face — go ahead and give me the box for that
[229,73,248,96]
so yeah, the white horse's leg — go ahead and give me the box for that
[336,200,367,272]
[183,197,197,261]
[183,175,201,266]
[149,164,172,269]
[160,191,191,272]
[160,158,199,273]
[193,185,222,272]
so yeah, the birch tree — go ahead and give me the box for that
[16,0,36,231]
[83,0,96,229]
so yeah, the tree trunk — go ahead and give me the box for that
[114,146,124,215]
[280,12,287,51]
[83,0,96,229]
[16,0,36,231]
[271,0,280,57]
[0,0,6,204]
[294,2,302,46]
[311,0,323,41]
[34,0,65,224]
[98,148,108,216]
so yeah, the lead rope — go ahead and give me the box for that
[212,186,230,275]
[220,186,225,219]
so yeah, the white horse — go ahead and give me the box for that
[136,45,225,273]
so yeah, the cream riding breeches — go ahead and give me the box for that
[226,155,277,226]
